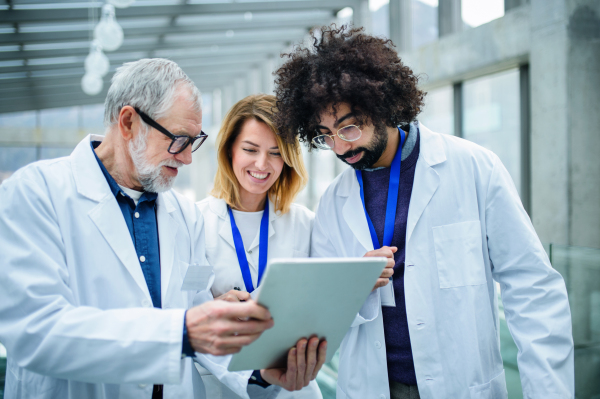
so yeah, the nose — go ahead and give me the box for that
[255,152,268,171]
[333,137,352,156]
[174,144,193,165]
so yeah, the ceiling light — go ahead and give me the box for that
[94,4,124,52]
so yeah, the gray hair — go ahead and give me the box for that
[104,58,202,129]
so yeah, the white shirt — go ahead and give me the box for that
[231,209,264,251]
[197,196,323,399]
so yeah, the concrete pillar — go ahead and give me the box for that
[529,0,600,248]
[505,0,530,12]
[352,0,371,33]
[234,77,247,103]
[389,0,412,52]
[566,1,600,248]
[262,58,276,95]
[438,0,462,37]
[247,67,261,96]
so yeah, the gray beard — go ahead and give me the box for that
[128,130,182,193]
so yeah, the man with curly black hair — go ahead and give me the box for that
[274,25,573,399]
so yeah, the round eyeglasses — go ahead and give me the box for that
[312,125,362,150]
[133,107,208,154]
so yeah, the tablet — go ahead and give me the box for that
[227,257,388,372]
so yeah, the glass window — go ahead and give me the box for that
[0,146,37,184]
[462,0,504,28]
[370,0,390,39]
[39,106,80,145]
[81,104,105,137]
[412,0,438,49]
[419,85,454,135]
[39,146,74,160]
[462,68,521,193]
[0,110,37,144]
[296,147,343,211]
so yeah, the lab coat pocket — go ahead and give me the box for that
[469,370,508,399]
[432,220,486,288]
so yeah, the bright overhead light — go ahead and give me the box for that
[82,73,104,96]
[94,4,124,52]
[85,41,110,77]
[107,0,136,8]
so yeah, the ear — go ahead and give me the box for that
[118,106,137,142]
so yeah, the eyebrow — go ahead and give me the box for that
[242,140,279,150]
[316,112,355,130]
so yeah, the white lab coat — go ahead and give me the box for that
[0,135,250,399]
[310,124,574,399]
[195,196,322,399]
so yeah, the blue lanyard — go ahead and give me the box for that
[227,201,270,293]
[355,127,406,250]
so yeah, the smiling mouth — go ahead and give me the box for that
[248,171,269,180]
[344,152,363,164]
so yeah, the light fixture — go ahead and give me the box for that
[94,4,124,52]
[84,40,109,77]
[107,0,136,8]
[81,73,104,96]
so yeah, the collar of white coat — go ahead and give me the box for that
[207,195,279,252]
[335,122,446,198]
[207,194,281,223]
[70,134,177,214]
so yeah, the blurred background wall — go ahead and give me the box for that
[1,0,599,397]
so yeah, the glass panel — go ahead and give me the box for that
[419,85,454,135]
[462,69,521,194]
[0,110,37,144]
[0,343,5,398]
[371,0,390,39]
[0,146,37,184]
[39,146,74,160]
[412,0,438,49]
[81,104,105,137]
[462,0,504,28]
[39,106,81,145]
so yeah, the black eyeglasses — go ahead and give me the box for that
[133,107,208,154]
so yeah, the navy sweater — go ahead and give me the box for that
[361,126,420,385]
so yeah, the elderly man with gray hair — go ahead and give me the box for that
[0,58,324,399]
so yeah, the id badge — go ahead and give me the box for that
[380,277,396,307]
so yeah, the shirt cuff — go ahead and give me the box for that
[248,370,271,388]
[182,310,195,357]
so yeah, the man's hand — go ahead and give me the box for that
[364,246,397,291]
[260,337,327,391]
[215,289,251,303]
[186,300,273,356]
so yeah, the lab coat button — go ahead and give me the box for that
[142,299,151,307]
[374,341,382,349]
[247,249,252,254]
[140,255,146,262]
[139,384,147,388]
[379,395,386,399]
[134,212,140,218]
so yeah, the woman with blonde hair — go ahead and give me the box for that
[196,94,323,399]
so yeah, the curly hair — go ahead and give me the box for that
[274,25,425,146]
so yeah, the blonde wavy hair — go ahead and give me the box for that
[211,94,308,214]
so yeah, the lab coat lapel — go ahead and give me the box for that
[157,192,178,305]
[341,175,374,254]
[215,203,236,251]
[73,135,152,300]
[406,124,446,243]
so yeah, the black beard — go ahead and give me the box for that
[336,123,389,170]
